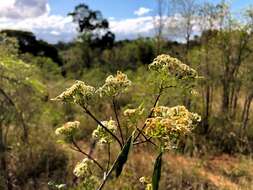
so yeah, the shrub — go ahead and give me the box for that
[52,54,201,190]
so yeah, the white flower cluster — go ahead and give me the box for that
[55,121,80,137]
[73,158,93,178]
[52,81,95,105]
[92,119,117,145]
[149,54,198,79]
[123,105,144,125]
[145,106,201,148]
[97,71,131,97]
[139,177,152,190]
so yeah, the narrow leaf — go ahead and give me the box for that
[152,152,163,190]
[112,134,133,177]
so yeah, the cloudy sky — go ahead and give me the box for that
[0,0,250,44]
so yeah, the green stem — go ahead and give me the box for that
[83,106,123,149]
[106,143,111,173]
[71,138,104,171]
[133,137,155,146]
[134,86,163,142]
[96,156,117,190]
[135,127,157,146]
[112,97,124,144]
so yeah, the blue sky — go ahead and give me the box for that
[49,0,251,18]
[0,0,252,43]
[49,0,157,19]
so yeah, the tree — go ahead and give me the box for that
[154,0,167,55]
[216,5,253,118]
[239,6,253,131]
[69,3,115,49]
[197,2,222,133]
[68,4,109,34]
[171,0,198,58]
[170,0,199,109]
[0,30,62,66]
[0,34,44,188]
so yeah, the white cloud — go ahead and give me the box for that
[134,7,152,16]
[110,15,201,41]
[0,13,77,43]
[0,0,49,19]
[108,17,115,20]
[50,30,60,36]
[110,16,154,39]
[0,0,77,43]
[0,1,16,9]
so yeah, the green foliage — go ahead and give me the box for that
[21,54,62,79]
[152,152,163,190]
[4,2,253,189]
[0,34,46,139]
[52,53,200,190]
[68,4,109,33]
[113,134,133,177]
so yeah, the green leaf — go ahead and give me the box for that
[112,133,133,177]
[152,152,163,190]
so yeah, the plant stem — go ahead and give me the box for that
[71,138,104,171]
[134,86,163,142]
[82,106,123,149]
[96,158,117,190]
[133,137,156,146]
[106,144,111,173]
[135,127,157,146]
[97,134,134,190]
[112,97,124,144]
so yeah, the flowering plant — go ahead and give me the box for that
[52,54,201,190]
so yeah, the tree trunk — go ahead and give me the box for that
[222,79,230,115]
[202,39,212,133]
[242,94,253,130]
[0,124,7,190]
[231,84,240,119]
[241,95,248,122]
[203,85,211,133]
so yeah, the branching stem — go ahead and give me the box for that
[112,97,124,144]
[133,137,153,145]
[134,86,163,142]
[96,158,117,190]
[82,106,123,149]
[133,84,176,143]
[135,127,157,146]
[71,138,104,171]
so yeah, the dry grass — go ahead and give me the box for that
[101,148,253,190]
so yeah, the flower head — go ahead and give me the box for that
[123,105,144,126]
[139,177,152,190]
[139,176,150,184]
[145,105,201,149]
[73,158,93,178]
[55,121,80,138]
[97,71,131,97]
[51,81,95,105]
[92,119,117,145]
[149,54,198,79]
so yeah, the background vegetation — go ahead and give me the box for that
[1,0,253,189]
